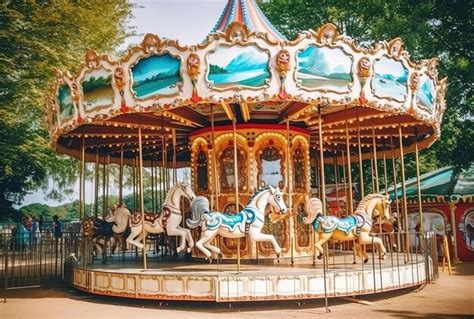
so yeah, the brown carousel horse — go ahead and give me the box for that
[83,205,131,258]
[304,194,392,262]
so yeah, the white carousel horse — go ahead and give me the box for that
[124,183,196,253]
[187,186,288,261]
[304,194,391,261]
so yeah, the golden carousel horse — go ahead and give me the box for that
[304,194,391,262]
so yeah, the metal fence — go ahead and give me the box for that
[1,230,79,290]
[1,227,441,301]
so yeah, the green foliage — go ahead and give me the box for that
[260,0,473,174]
[82,75,112,93]
[0,1,134,220]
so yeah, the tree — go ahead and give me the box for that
[0,1,134,220]
[260,0,473,175]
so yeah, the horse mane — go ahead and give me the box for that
[355,194,387,213]
[248,186,271,205]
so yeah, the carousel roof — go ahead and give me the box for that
[211,0,286,41]
[45,0,447,166]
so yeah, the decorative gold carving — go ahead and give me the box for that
[85,49,100,68]
[409,72,419,91]
[292,142,306,192]
[315,23,339,44]
[114,67,126,91]
[428,58,438,78]
[276,49,290,77]
[187,53,201,80]
[294,202,312,252]
[358,57,371,78]
[258,207,289,256]
[387,38,403,57]
[225,21,249,42]
[217,143,247,193]
[141,33,161,54]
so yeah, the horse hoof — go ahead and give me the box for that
[317,255,323,260]
[186,247,192,253]
[364,258,369,264]
[352,261,357,265]
[208,258,213,264]
[176,247,182,254]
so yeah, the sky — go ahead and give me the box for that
[20,0,227,208]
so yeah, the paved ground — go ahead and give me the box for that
[1,263,473,319]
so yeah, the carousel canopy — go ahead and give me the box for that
[387,165,474,203]
[45,0,447,167]
[211,0,286,41]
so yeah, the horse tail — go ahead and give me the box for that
[187,196,209,229]
[304,197,323,224]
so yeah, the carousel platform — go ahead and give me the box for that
[72,251,431,302]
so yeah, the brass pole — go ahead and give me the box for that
[102,156,107,218]
[286,118,294,265]
[390,136,400,218]
[341,151,348,215]
[312,145,318,265]
[372,126,379,193]
[357,116,365,198]
[232,110,241,273]
[172,128,177,184]
[211,105,218,211]
[398,124,410,259]
[383,140,389,195]
[94,148,99,218]
[138,126,147,269]
[414,130,424,234]
[345,118,353,213]
[318,106,328,266]
[151,158,155,212]
[318,107,327,213]
[334,151,341,215]
[119,143,124,205]
[132,158,136,212]
[161,112,168,202]
[79,135,85,220]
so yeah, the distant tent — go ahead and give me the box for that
[386,165,474,203]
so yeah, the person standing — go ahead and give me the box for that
[53,215,62,240]
[31,216,41,246]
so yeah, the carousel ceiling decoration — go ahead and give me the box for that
[46,0,447,165]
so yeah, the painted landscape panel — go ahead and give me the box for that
[207,46,270,88]
[82,67,114,111]
[131,54,181,99]
[372,57,408,101]
[297,46,352,92]
[417,74,435,111]
[58,84,74,120]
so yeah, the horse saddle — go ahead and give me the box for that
[84,217,114,236]
[313,214,364,235]
[130,213,160,226]
[208,208,257,233]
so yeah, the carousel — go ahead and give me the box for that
[46,0,446,302]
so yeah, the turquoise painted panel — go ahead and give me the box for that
[82,67,114,111]
[417,74,435,111]
[58,84,73,120]
[207,46,270,88]
[297,46,352,91]
[372,57,408,101]
[131,54,181,99]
